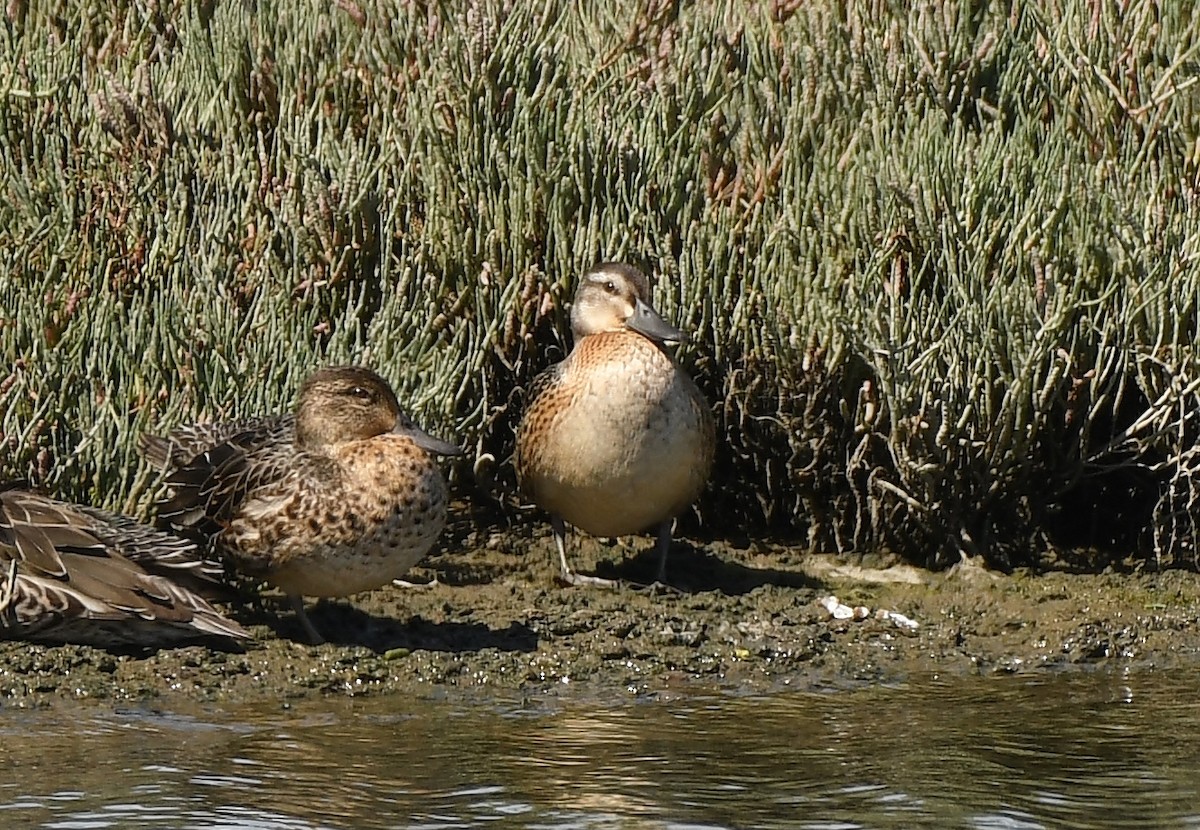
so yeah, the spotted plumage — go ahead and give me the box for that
[515,262,715,584]
[141,366,462,643]
[0,485,249,648]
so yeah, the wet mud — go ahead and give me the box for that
[4,518,1200,706]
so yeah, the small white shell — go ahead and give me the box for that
[819,595,842,614]
[821,596,882,623]
[876,609,920,630]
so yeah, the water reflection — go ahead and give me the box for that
[2,670,1200,828]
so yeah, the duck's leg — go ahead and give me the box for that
[289,594,325,645]
[553,515,617,587]
[653,518,674,584]
[552,515,572,576]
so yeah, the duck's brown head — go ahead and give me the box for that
[294,366,461,456]
[569,262,686,345]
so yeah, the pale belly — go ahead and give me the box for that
[539,455,707,536]
[527,379,712,537]
[264,515,444,598]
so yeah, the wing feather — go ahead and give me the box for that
[0,486,249,647]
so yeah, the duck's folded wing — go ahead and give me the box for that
[0,488,104,578]
[0,489,250,645]
[74,502,227,586]
[0,552,250,644]
[139,414,295,469]
[154,428,308,537]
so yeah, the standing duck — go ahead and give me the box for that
[515,262,715,585]
[141,366,461,643]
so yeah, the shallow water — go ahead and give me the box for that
[3,668,1200,829]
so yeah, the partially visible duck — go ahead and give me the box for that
[0,485,249,648]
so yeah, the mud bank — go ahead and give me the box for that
[3,526,1200,706]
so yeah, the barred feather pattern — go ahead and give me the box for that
[0,486,250,648]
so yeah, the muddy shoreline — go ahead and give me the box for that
[3,525,1200,707]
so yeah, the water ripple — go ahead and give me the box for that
[3,669,1200,828]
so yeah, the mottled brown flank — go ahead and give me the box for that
[0,488,248,648]
[235,436,453,599]
[207,438,448,600]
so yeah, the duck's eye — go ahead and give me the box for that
[346,386,374,401]
[603,280,618,294]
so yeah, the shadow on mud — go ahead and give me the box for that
[247,601,540,654]
[591,539,822,595]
